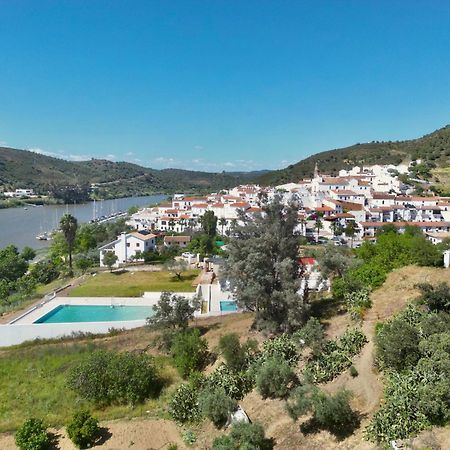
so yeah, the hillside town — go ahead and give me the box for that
[107,162,450,264]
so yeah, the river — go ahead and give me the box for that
[0,195,167,250]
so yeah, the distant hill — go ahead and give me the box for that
[257,125,450,186]
[0,147,260,198]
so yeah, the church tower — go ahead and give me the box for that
[314,162,320,178]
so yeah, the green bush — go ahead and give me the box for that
[294,317,325,355]
[206,364,254,400]
[344,287,372,321]
[349,365,358,377]
[67,410,100,449]
[15,418,50,450]
[304,328,367,383]
[212,422,272,450]
[375,318,421,371]
[287,385,356,434]
[169,383,201,423]
[218,333,258,372]
[262,334,298,365]
[198,386,237,428]
[67,350,161,405]
[255,357,297,399]
[416,282,450,312]
[171,329,208,378]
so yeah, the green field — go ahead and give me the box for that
[0,342,179,432]
[68,270,199,297]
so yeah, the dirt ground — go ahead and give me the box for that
[1,266,449,449]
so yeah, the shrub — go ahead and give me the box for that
[294,317,325,355]
[344,287,372,321]
[171,329,208,378]
[304,328,367,383]
[255,357,297,399]
[182,430,197,446]
[375,318,421,371]
[67,350,161,405]
[15,418,50,450]
[218,333,258,372]
[206,364,254,400]
[416,282,450,312]
[198,386,237,428]
[262,334,298,365]
[169,383,201,423]
[349,365,358,377]
[212,422,272,450]
[30,259,60,284]
[67,410,100,449]
[287,385,356,435]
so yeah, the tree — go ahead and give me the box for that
[314,215,323,241]
[127,205,139,215]
[171,329,208,378]
[201,210,217,237]
[344,220,358,248]
[60,213,78,274]
[164,258,189,280]
[218,217,227,236]
[212,422,273,450]
[21,246,36,262]
[255,357,297,399]
[0,245,29,282]
[218,333,257,372]
[102,251,118,271]
[316,243,355,279]
[75,255,92,274]
[198,386,237,428]
[147,291,200,329]
[223,196,307,333]
[416,282,450,312]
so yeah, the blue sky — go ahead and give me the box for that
[0,0,449,172]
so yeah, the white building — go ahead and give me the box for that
[99,231,157,267]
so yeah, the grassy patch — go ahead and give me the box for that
[0,342,179,432]
[68,270,199,297]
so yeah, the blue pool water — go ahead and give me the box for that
[220,300,238,312]
[34,305,154,324]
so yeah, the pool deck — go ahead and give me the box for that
[0,284,239,347]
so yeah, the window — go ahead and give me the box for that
[136,243,140,247]
[127,243,130,247]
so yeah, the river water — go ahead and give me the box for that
[0,195,166,250]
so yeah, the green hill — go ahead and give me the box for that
[257,125,450,185]
[0,147,258,198]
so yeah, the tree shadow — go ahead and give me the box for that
[94,427,113,447]
[48,431,62,450]
[111,269,127,276]
[299,411,363,441]
[310,297,346,320]
[192,322,221,336]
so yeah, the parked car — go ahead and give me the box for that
[182,252,196,259]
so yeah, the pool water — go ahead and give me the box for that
[220,300,238,312]
[34,305,154,324]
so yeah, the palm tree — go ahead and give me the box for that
[344,220,358,248]
[299,215,307,236]
[314,216,323,241]
[219,218,227,236]
[60,213,78,274]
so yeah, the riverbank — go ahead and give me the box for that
[0,197,64,209]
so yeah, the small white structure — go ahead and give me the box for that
[444,250,450,269]
[99,231,157,267]
[4,188,35,198]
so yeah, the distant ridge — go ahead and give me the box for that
[257,125,450,185]
[0,147,262,197]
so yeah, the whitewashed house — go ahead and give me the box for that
[99,231,157,267]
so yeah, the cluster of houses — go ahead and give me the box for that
[100,161,450,267]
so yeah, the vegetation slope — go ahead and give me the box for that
[258,125,450,185]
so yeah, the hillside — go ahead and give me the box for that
[0,147,258,198]
[258,125,450,185]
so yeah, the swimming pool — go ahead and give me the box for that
[34,305,154,324]
[220,300,238,312]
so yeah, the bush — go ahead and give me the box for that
[287,385,356,434]
[30,259,60,284]
[349,365,358,377]
[304,328,367,383]
[416,282,450,312]
[198,386,237,428]
[294,317,325,355]
[255,357,297,399]
[375,318,421,371]
[206,364,254,400]
[212,422,272,450]
[169,383,201,423]
[344,287,372,321]
[67,410,100,449]
[218,333,258,372]
[171,329,208,378]
[15,418,50,450]
[262,334,298,365]
[67,350,161,405]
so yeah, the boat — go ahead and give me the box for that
[36,232,52,241]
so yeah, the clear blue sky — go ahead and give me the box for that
[1,0,449,172]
